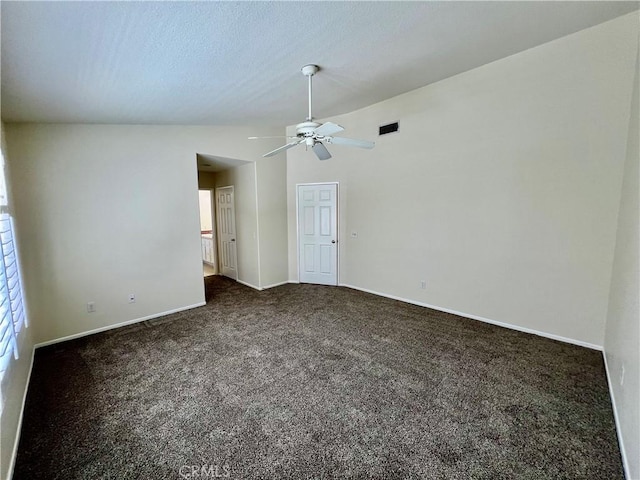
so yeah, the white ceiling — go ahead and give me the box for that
[1,1,637,126]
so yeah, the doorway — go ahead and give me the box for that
[297,183,338,286]
[198,189,216,277]
[216,186,238,280]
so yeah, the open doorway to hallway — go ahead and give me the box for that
[198,189,216,277]
[196,153,250,282]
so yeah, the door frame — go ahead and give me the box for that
[296,182,339,285]
[199,188,217,272]
[215,185,239,280]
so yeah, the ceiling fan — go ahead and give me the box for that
[250,64,375,160]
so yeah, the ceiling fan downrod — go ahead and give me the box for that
[251,63,374,160]
[301,64,319,121]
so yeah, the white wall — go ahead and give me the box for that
[604,47,639,480]
[212,155,288,290]
[0,330,32,480]
[256,155,288,288]
[287,13,638,347]
[0,122,35,480]
[4,124,283,345]
[214,164,261,288]
[198,190,213,231]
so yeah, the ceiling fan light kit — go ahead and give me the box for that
[251,64,375,160]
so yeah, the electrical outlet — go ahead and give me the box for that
[620,364,625,386]
[420,280,427,290]
[128,294,136,303]
[87,302,96,313]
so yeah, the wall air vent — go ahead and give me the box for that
[379,122,399,136]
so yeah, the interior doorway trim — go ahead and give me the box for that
[198,188,217,275]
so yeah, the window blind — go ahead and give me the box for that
[0,213,25,374]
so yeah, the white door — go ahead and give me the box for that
[297,183,338,285]
[216,186,238,280]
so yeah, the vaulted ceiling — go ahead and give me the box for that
[2,1,637,126]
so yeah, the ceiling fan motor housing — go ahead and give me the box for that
[255,64,374,159]
[296,121,321,136]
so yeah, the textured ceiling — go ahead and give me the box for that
[1,1,638,126]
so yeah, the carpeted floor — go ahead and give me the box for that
[13,276,623,479]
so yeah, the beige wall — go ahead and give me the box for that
[197,171,217,189]
[604,46,639,479]
[198,190,213,231]
[4,124,283,345]
[214,164,260,288]
[0,122,35,480]
[256,155,288,288]
[287,13,638,347]
[200,156,288,290]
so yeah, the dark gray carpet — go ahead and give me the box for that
[14,276,623,479]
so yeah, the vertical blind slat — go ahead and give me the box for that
[0,213,26,373]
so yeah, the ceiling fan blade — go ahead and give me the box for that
[313,122,344,137]
[249,136,296,139]
[326,136,375,149]
[263,139,302,157]
[312,141,332,160]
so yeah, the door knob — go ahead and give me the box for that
[331,240,336,244]
[231,238,236,242]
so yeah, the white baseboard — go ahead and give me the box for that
[34,302,206,349]
[7,345,35,480]
[235,279,291,291]
[261,280,290,290]
[236,279,261,291]
[8,301,205,477]
[339,283,602,351]
[603,351,630,479]
[8,282,619,479]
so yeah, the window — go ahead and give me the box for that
[0,148,27,380]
